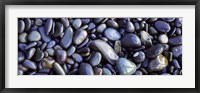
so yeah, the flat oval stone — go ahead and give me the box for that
[89,40,119,65]
[40,43,47,50]
[24,18,31,31]
[81,18,90,24]
[53,22,64,37]
[126,21,135,32]
[171,45,182,58]
[102,68,112,75]
[19,32,28,43]
[87,22,96,31]
[104,28,121,41]
[168,36,182,45]
[45,18,53,35]
[56,50,67,64]
[66,58,75,65]
[116,58,137,75]
[154,21,171,33]
[27,48,36,59]
[67,46,76,57]
[158,34,168,43]
[72,19,82,29]
[140,31,153,47]
[22,60,37,70]
[97,24,106,33]
[172,59,181,69]
[60,27,73,49]
[33,48,44,62]
[148,26,158,35]
[79,63,94,75]
[77,37,89,49]
[73,29,87,45]
[89,52,102,66]
[19,43,27,52]
[121,34,141,48]
[162,18,175,22]
[60,18,69,28]
[94,18,104,24]
[53,62,66,75]
[18,51,25,63]
[148,54,168,72]
[18,20,25,33]
[47,40,56,48]
[25,42,37,50]
[38,26,51,43]
[41,57,55,68]
[106,20,119,28]
[28,31,41,42]
[72,53,83,63]
[146,44,164,58]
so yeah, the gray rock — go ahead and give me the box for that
[146,44,164,58]
[171,45,182,58]
[73,29,87,45]
[104,28,121,41]
[79,63,94,75]
[56,50,67,64]
[28,31,41,42]
[102,68,112,75]
[19,32,28,43]
[27,48,36,59]
[18,20,25,33]
[116,58,137,75]
[168,36,182,45]
[89,52,102,66]
[53,62,66,75]
[22,60,37,70]
[148,54,168,72]
[72,53,83,63]
[60,27,73,49]
[121,34,141,48]
[72,19,82,29]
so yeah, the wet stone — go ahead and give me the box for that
[22,60,37,70]
[73,29,87,45]
[56,50,67,64]
[38,26,51,43]
[33,48,44,62]
[148,55,168,72]
[72,53,83,63]
[72,19,82,29]
[102,68,112,75]
[171,45,182,58]
[168,36,182,46]
[67,46,76,57]
[53,62,66,75]
[116,58,137,75]
[89,40,119,65]
[121,34,141,48]
[104,28,121,41]
[97,24,106,33]
[146,44,164,58]
[154,20,171,33]
[126,21,135,32]
[45,18,53,35]
[47,40,56,49]
[79,63,94,75]
[53,22,64,37]
[60,27,73,49]
[19,32,28,43]
[18,20,25,33]
[18,51,25,63]
[28,31,41,42]
[27,48,36,59]
[89,52,102,66]
[133,51,145,63]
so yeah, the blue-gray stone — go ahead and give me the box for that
[18,51,25,63]
[72,19,82,29]
[97,24,106,33]
[171,45,182,58]
[22,60,37,70]
[79,63,94,75]
[53,62,66,75]
[154,21,171,33]
[28,31,41,42]
[89,52,102,66]
[38,26,51,43]
[102,68,112,75]
[73,29,87,45]
[116,58,137,75]
[104,28,121,41]
[45,18,53,35]
[60,27,73,49]
[67,46,76,57]
[72,53,83,63]
[168,36,182,46]
[56,50,67,64]
[18,20,25,33]
[47,40,56,48]
[121,34,141,48]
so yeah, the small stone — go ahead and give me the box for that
[38,26,51,43]
[104,28,121,41]
[97,24,106,33]
[171,45,182,58]
[28,31,41,42]
[146,44,164,58]
[27,48,36,59]
[133,51,145,63]
[22,60,37,70]
[116,58,137,75]
[94,68,103,75]
[121,34,141,48]
[33,48,44,62]
[47,40,56,48]
[45,18,53,35]
[72,19,82,29]
[72,53,83,63]
[126,21,135,32]
[60,27,73,49]
[73,29,87,45]
[79,63,94,75]
[158,34,168,43]
[53,62,66,75]
[18,51,25,63]
[148,54,168,72]
[18,20,25,33]
[56,50,67,64]
[154,21,171,33]
[19,33,28,43]
[89,52,102,66]
[102,68,112,75]
[67,46,76,57]
[168,36,182,46]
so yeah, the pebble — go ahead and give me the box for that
[106,20,119,28]
[158,34,168,43]
[56,50,67,64]
[97,24,106,33]
[73,29,88,45]
[140,31,153,47]
[133,51,145,63]
[168,36,182,45]
[87,22,96,31]
[47,40,56,48]
[28,31,41,42]
[72,53,83,63]
[35,18,43,26]
[60,27,73,49]
[121,34,141,48]
[41,57,55,68]
[146,44,164,58]
[38,26,51,43]
[148,26,158,35]
[25,18,31,31]
[126,21,135,32]
[33,48,44,62]
[53,62,66,75]
[172,59,181,69]
[94,68,103,75]
[67,46,76,57]
[89,40,119,65]
[154,20,171,33]
[53,22,64,37]
[104,28,121,41]
[134,70,143,75]
[72,19,82,29]
[45,18,53,35]
[66,58,75,65]
[148,54,168,72]
[89,52,102,66]
[27,48,36,59]
[25,42,37,50]
[18,20,25,33]
[79,63,94,75]
[60,18,69,28]
[116,58,137,75]
[18,51,25,63]
[171,45,182,58]
[22,60,37,70]
[102,68,112,75]
[19,32,28,43]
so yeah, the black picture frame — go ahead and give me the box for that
[0,0,199,93]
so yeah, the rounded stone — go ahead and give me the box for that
[60,27,73,49]
[148,54,168,72]
[18,51,25,63]
[89,52,102,66]
[22,60,37,70]
[72,53,83,63]
[72,19,82,29]
[97,24,106,33]
[28,31,41,42]
[18,20,25,33]
[47,40,56,48]
[158,34,168,43]
[41,57,55,68]
[126,21,135,32]
[94,68,103,75]
[171,45,182,58]
[35,18,43,26]
[73,29,88,45]
[146,44,164,58]
[56,50,67,64]
[104,28,121,41]
[102,68,112,75]
[133,51,145,63]
[45,18,53,35]
[27,48,36,59]
[168,36,182,46]
[116,58,137,75]
[121,34,141,48]
[79,63,94,75]
[19,32,28,43]
[67,46,76,57]
[53,62,66,75]
[154,21,171,33]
